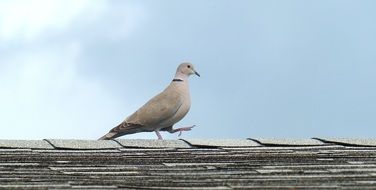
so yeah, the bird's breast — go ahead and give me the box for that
[158,83,191,128]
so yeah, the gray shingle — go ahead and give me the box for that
[115,139,191,148]
[181,139,260,147]
[256,169,295,174]
[0,184,70,188]
[45,139,121,149]
[139,187,231,190]
[328,168,376,173]
[249,138,325,146]
[163,163,235,167]
[230,185,339,189]
[1,138,376,189]
[70,185,118,189]
[313,137,376,146]
[61,171,139,175]
[0,140,54,149]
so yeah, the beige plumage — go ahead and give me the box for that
[99,62,199,140]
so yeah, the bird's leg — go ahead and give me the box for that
[155,130,163,140]
[167,125,196,137]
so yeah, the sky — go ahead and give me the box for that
[1,0,376,140]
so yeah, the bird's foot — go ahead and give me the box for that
[176,125,196,137]
[155,131,164,140]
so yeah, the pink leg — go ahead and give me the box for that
[168,125,195,137]
[155,130,163,140]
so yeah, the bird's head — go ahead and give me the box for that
[177,62,200,77]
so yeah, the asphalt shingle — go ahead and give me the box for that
[0,140,54,149]
[0,138,376,189]
[248,138,325,146]
[45,139,122,149]
[115,139,191,148]
[181,139,260,147]
[313,137,376,146]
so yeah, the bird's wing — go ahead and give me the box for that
[99,84,183,140]
[125,85,183,128]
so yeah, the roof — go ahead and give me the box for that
[1,138,376,189]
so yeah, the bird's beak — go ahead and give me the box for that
[194,70,200,77]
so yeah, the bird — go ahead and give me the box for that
[99,62,200,140]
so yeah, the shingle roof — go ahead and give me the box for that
[1,138,376,189]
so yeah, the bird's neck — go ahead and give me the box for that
[172,73,190,96]
[173,72,189,82]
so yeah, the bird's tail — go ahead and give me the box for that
[98,132,117,140]
[98,122,146,140]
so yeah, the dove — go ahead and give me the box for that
[99,62,200,140]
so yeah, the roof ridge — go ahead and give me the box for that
[0,138,375,150]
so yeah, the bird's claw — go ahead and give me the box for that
[177,125,196,137]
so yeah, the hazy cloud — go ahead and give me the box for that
[0,0,147,139]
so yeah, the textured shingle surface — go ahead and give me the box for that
[0,140,54,149]
[115,139,191,148]
[313,137,376,146]
[249,138,325,146]
[1,138,376,189]
[181,139,260,147]
[45,139,122,149]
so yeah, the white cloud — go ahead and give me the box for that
[0,0,107,41]
[0,0,149,139]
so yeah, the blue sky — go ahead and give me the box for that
[1,0,376,140]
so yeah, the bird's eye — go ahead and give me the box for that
[187,65,191,68]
